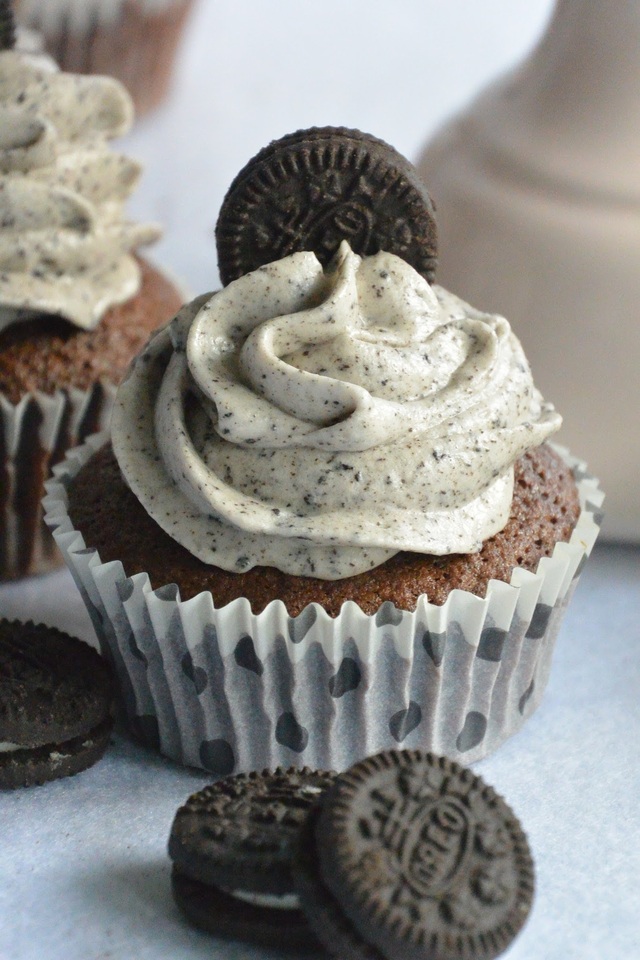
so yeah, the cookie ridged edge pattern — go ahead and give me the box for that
[313,750,535,960]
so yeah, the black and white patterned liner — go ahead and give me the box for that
[0,384,115,579]
[43,436,603,773]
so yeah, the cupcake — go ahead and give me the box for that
[14,0,194,116]
[0,14,184,580]
[44,128,603,775]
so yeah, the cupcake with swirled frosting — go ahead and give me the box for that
[0,37,184,580]
[113,241,563,582]
[44,130,602,774]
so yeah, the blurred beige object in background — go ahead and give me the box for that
[14,0,195,116]
[418,0,639,541]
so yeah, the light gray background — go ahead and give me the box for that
[122,0,557,298]
[2,3,639,959]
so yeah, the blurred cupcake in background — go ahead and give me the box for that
[0,1,184,580]
[14,0,195,116]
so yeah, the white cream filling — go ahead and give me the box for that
[222,889,300,911]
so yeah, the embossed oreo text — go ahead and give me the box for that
[352,764,521,933]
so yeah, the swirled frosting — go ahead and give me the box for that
[0,49,160,332]
[113,242,561,580]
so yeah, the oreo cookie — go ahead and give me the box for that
[0,620,114,789]
[170,869,317,950]
[293,750,535,960]
[216,126,437,286]
[168,766,335,948]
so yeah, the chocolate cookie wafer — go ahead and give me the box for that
[294,750,535,960]
[216,126,437,285]
[0,620,114,789]
[170,869,318,950]
[169,766,335,948]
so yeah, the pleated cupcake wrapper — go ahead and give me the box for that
[0,385,116,580]
[43,435,603,774]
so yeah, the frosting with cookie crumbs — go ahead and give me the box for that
[113,242,561,579]
[0,49,160,332]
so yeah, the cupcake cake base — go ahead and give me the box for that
[44,439,603,773]
[0,259,184,581]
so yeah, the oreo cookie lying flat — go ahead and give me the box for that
[0,620,114,789]
[170,869,317,950]
[293,750,535,960]
[216,126,437,285]
[168,766,335,948]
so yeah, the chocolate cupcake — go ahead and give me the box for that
[0,18,184,580]
[43,129,603,774]
[14,0,194,117]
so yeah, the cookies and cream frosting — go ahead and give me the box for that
[113,242,561,580]
[0,49,160,332]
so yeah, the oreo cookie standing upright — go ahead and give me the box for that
[215,126,438,285]
[294,750,535,960]
[0,620,114,789]
[169,766,335,949]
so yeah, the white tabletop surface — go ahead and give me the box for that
[2,3,639,958]
[1,544,639,960]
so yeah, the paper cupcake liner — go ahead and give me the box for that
[16,0,195,117]
[43,436,603,773]
[0,384,115,580]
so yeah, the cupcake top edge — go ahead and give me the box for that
[0,47,161,334]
